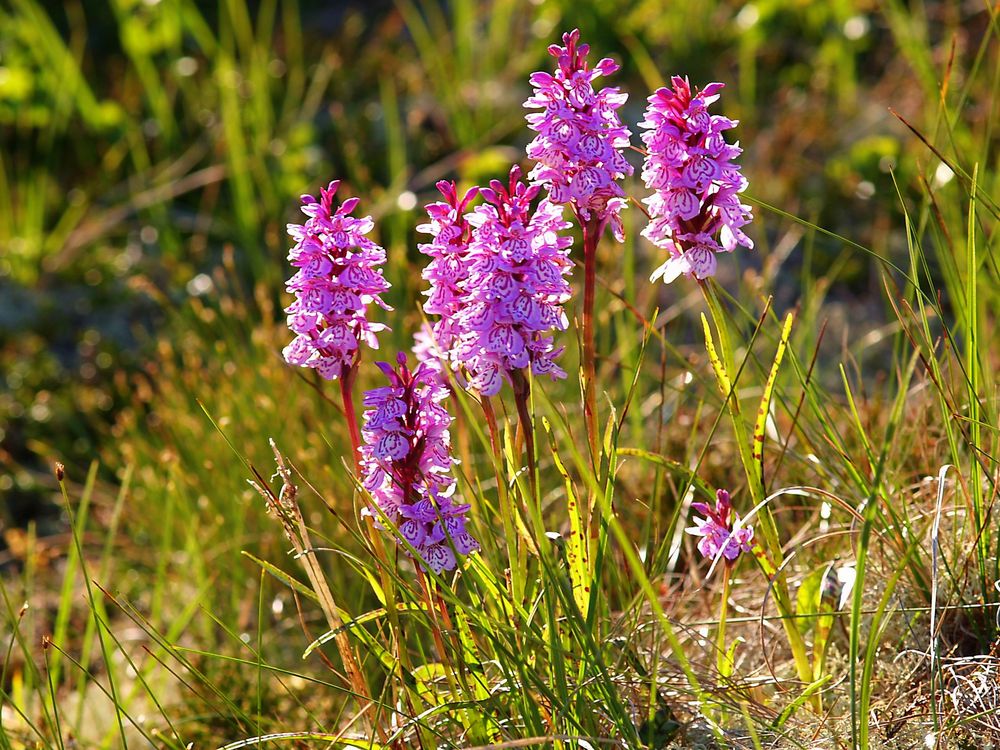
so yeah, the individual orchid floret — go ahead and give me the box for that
[640,77,753,283]
[454,166,574,397]
[282,181,391,379]
[686,489,754,562]
[524,28,633,240]
[414,181,480,376]
[359,353,479,574]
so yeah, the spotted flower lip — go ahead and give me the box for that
[640,77,754,283]
[524,28,633,240]
[686,489,754,562]
[282,181,391,380]
[360,353,479,574]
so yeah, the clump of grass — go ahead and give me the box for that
[1,2,997,749]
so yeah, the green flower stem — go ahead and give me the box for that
[716,566,732,680]
[714,565,733,729]
[701,282,814,695]
[482,397,525,609]
[511,369,538,503]
[340,362,405,725]
[699,285,764,508]
[581,216,600,472]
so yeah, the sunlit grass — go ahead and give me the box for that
[1,1,998,748]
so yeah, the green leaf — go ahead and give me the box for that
[720,635,743,680]
[753,311,793,477]
[795,566,827,629]
[302,604,425,658]
[545,417,591,619]
[772,674,833,729]
[241,552,319,603]
[216,732,385,750]
[700,312,731,397]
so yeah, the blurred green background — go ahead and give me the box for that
[3,0,994,572]
[3,0,992,563]
[4,0,990,509]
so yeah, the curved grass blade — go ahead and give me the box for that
[753,312,794,482]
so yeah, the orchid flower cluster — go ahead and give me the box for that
[413,181,479,377]
[640,77,754,283]
[360,354,479,574]
[282,181,391,380]
[524,29,633,240]
[454,167,574,395]
[279,29,758,575]
[416,169,574,396]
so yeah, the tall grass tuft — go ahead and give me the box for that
[1,2,997,749]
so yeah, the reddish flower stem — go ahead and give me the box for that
[481,396,502,460]
[581,217,600,470]
[417,568,449,662]
[339,363,363,475]
[511,369,537,500]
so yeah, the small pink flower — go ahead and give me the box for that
[686,489,754,562]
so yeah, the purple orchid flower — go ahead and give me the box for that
[686,489,754,562]
[360,353,479,574]
[282,181,391,379]
[639,78,753,283]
